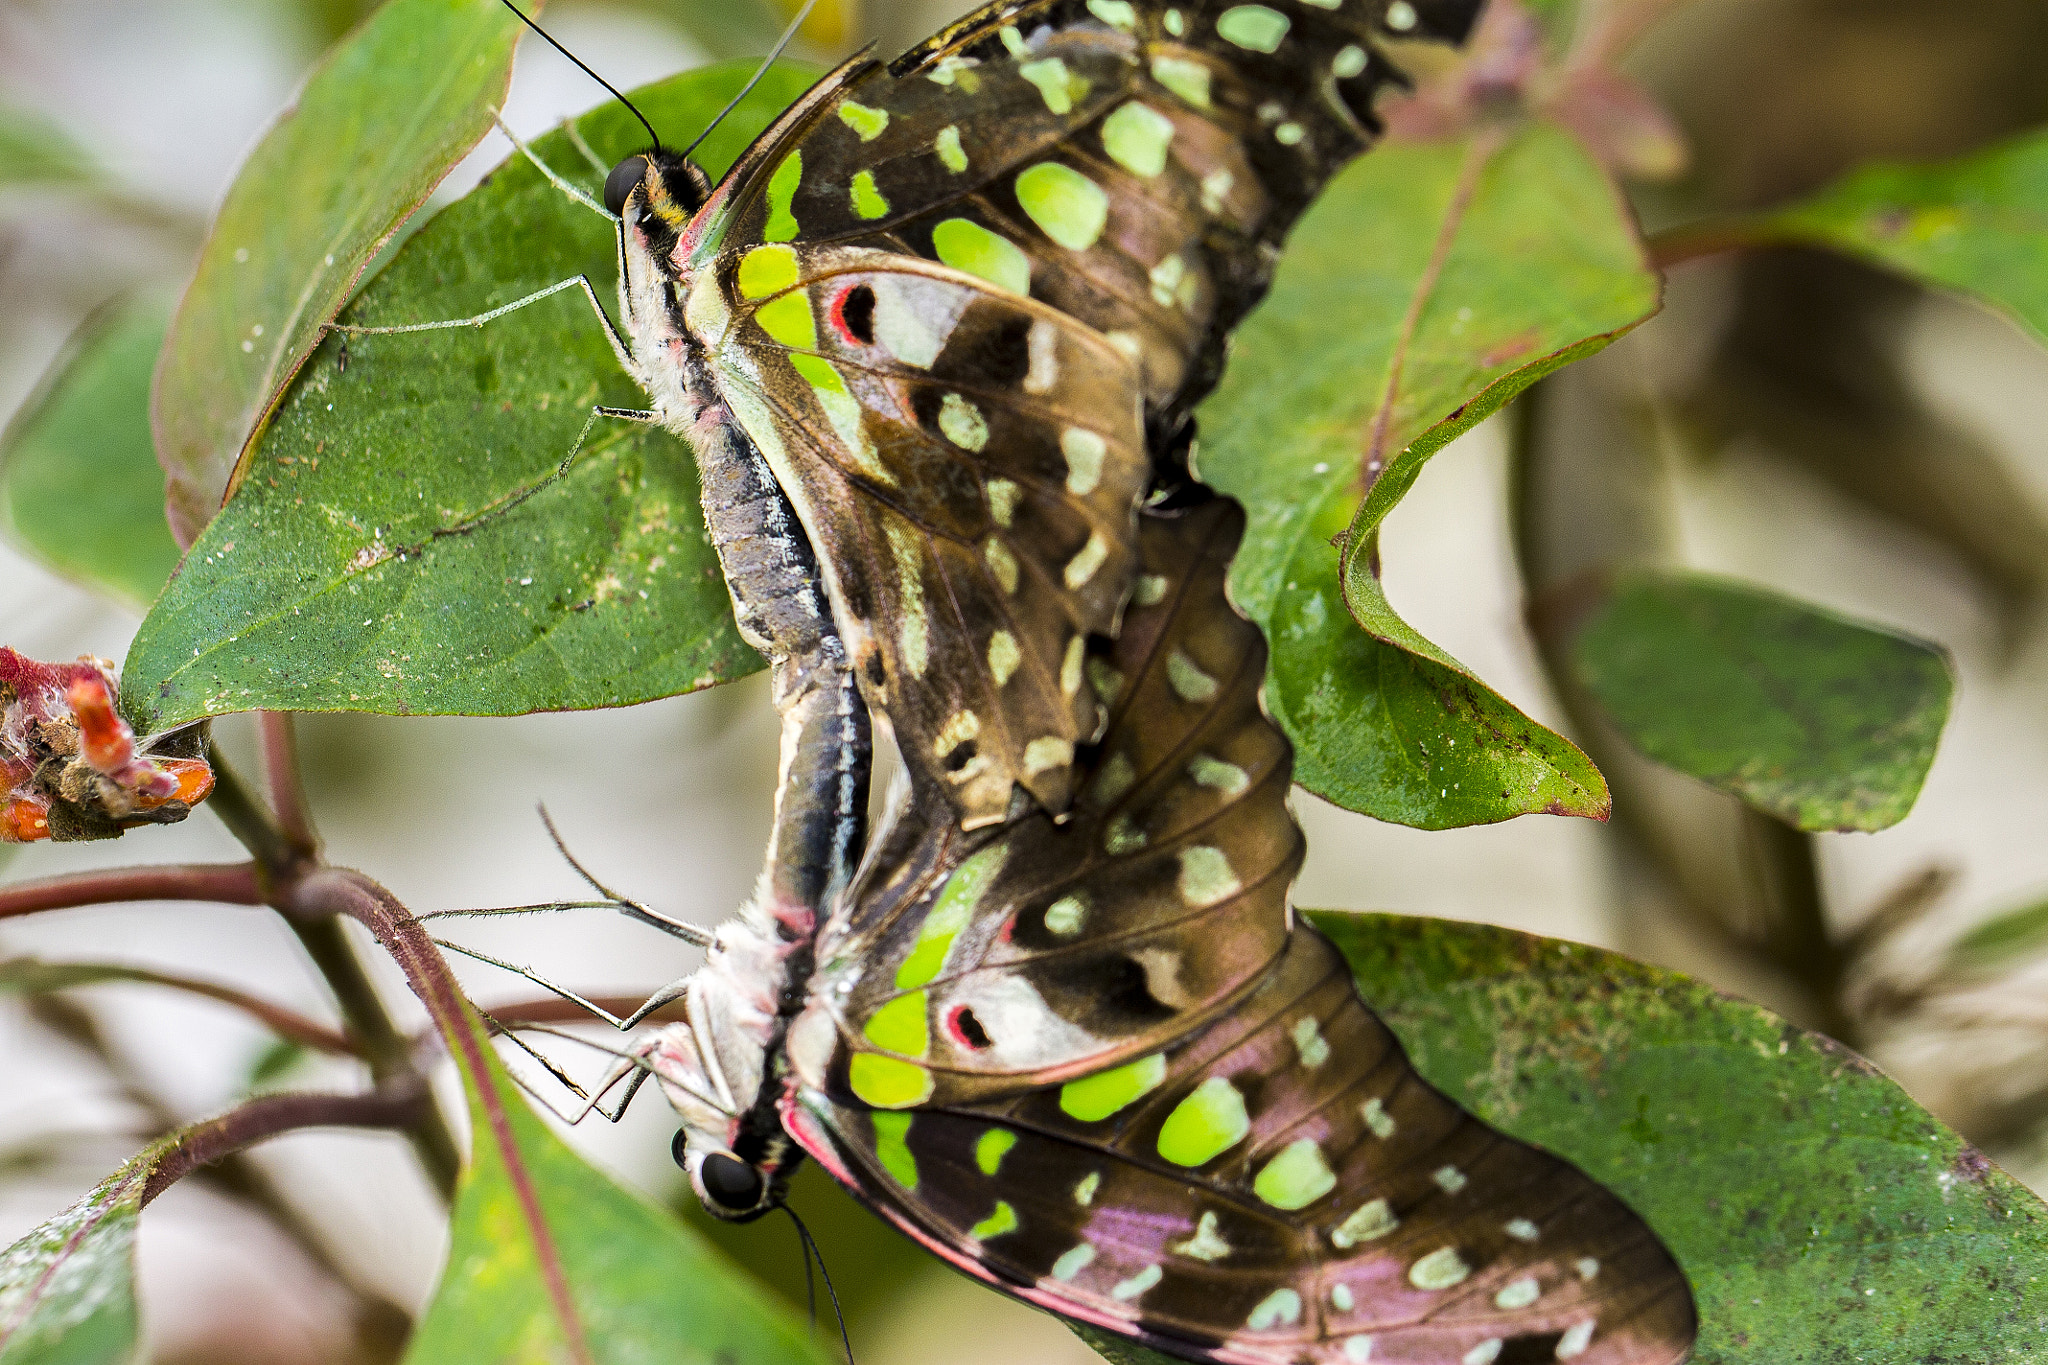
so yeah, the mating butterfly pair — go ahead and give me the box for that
[343,0,1700,1358]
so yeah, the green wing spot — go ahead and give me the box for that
[1018,58,1090,115]
[1150,55,1213,108]
[1102,101,1176,178]
[850,1053,935,1109]
[896,843,1009,989]
[752,291,817,350]
[851,169,890,220]
[764,152,802,242]
[1157,1076,1250,1166]
[1060,1052,1168,1121]
[1253,1138,1337,1210]
[838,99,889,140]
[871,1111,919,1187]
[863,991,930,1057]
[970,1200,1020,1241]
[933,218,1033,296]
[1216,4,1290,52]
[976,1128,1018,1175]
[1015,163,1110,251]
[791,353,847,396]
[936,124,968,173]
[737,243,800,298]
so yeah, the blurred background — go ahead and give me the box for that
[4,0,2048,1361]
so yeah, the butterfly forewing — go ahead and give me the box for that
[694,0,1483,824]
[778,499,1696,1364]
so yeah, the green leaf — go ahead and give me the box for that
[0,1137,168,1364]
[0,103,100,190]
[150,0,526,547]
[121,64,815,729]
[411,1029,824,1364]
[1200,122,1656,828]
[1946,896,2048,974]
[1569,571,1954,832]
[1080,910,2048,1364]
[0,297,183,610]
[1703,126,2048,347]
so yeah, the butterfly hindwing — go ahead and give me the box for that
[809,499,1300,1107]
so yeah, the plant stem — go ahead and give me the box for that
[1741,807,1859,1046]
[140,1082,428,1207]
[1,956,356,1055]
[258,712,319,857]
[0,862,261,920]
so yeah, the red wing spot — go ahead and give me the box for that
[998,911,1018,944]
[946,1005,993,1050]
[830,283,877,346]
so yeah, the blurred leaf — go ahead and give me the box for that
[1201,122,1655,828]
[1080,910,2048,1364]
[151,0,526,547]
[121,64,814,729]
[0,298,182,610]
[1569,571,1953,832]
[1947,895,2048,974]
[1694,126,2048,346]
[0,1136,167,1364]
[245,1038,314,1090]
[0,104,100,190]
[411,1033,824,1364]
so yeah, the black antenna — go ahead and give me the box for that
[677,0,822,162]
[779,1203,855,1365]
[498,0,664,150]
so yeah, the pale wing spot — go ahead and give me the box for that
[870,279,951,368]
[1167,649,1219,702]
[1189,754,1250,795]
[1106,812,1146,853]
[1087,659,1125,706]
[1064,532,1110,589]
[1329,1284,1354,1312]
[1024,320,1060,393]
[934,710,981,759]
[1017,57,1089,115]
[1361,1096,1396,1138]
[1334,44,1369,78]
[1024,736,1073,775]
[1178,845,1241,906]
[1343,1338,1375,1363]
[1164,7,1185,36]
[1330,1198,1397,1248]
[1052,1243,1096,1281]
[1557,1321,1596,1359]
[985,539,1020,593]
[1505,1217,1540,1242]
[1247,1288,1302,1330]
[1200,168,1235,214]
[1275,121,1306,146]
[1150,252,1187,307]
[935,124,969,173]
[1300,0,1340,8]
[1104,329,1144,363]
[1102,101,1176,178]
[885,523,931,675]
[1017,162,1111,251]
[1576,1257,1600,1281]
[1061,636,1086,696]
[1150,54,1212,107]
[1073,1171,1101,1206]
[813,386,894,485]
[1171,1210,1232,1262]
[900,611,930,677]
[1463,1342,1503,1365]
[1217,4,1290,52]
[988,631,1022,685]
[1087,0,1138,27]
[926,55,981,89]
[1290,1016,1330,1067]
[1044,894,1087,935]
[1434,1165,1468,1194]
[1061,428,1108,495]
[1253,1139,1335,1210]
[1409,1247,1472,1291]
[986,478,1023,527]
[1110,1265,1163,1301]
[999,24,1028,56]
[850,168,890,218]
[939,393,990,451]
[838,100,889,140]
[1494,1277,1540,1310]
[1132,573,1169,606]
[1092,751,1136,805]
[1386,0,1420,31]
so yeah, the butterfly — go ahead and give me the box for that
[633,494,1697,1364]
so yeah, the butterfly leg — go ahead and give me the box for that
[492,111,611,221]
[323,271,637,379]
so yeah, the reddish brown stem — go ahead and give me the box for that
[257,712,319,857]
[5,958,357,1056]
[141,1083,427,1207]
[1647,220,1777,272]
[0,862,262,919]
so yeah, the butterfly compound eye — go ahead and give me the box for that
[700,1151,765,1211]
[604,154,649,216]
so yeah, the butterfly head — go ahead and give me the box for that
[603,150,712,228]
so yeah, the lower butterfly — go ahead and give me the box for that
[612,494,1696,1365]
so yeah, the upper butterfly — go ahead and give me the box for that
[601,0,1484,837]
